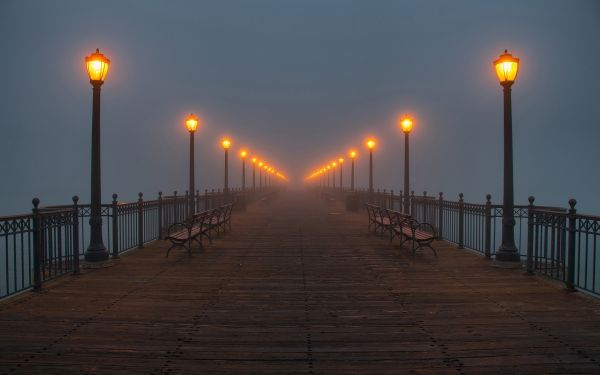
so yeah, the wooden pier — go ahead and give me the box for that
[1,192,600,374]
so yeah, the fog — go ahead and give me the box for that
[1,0,599,214]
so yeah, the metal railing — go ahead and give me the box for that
[320,187,598,296]
[0,187,273,299]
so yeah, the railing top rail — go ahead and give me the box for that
[0,213,33,221]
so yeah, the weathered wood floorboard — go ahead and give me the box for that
[1,191,600,374]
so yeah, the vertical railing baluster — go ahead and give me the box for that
[173,191,178,223]
[72,196,80,275]
[438,192,444,240]
[205,189,209,210]
[32,198,42,292]
[196,190,200,213]
[458,193,464,249]
[526,196,535,274]
[158,192,163,239]
[566,199,577,290]
[484,194,492,258]
[138,193,144,249]
[111,194,119,258]
[422,191,428,224]
[410,191,415,216]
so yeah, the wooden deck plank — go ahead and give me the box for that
[1,191,600,374]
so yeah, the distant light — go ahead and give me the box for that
[366,138,376,150]
[240,150,247,158]
[494,49,519,85]
[185,114,199,132]
[222,138,231,150]
[85,48,110,83]
[349,150,357,159]
[338,158,344,163]
[400,115,413,134]
[252,157,257,163]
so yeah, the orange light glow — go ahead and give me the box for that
[494,49,519,84]
[259,161,264,167]
[350,150,357,159]
[252,157,257,164]
[185,114,199,132]
[366,139,376,150]
[327,165,331,170]
[332,162,337,167]
[240,150,247,158]
[338,158,344,164]
[400,115,413,133]
[85,48,110,83]
[222,138,231,150]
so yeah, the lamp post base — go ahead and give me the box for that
[84,244,109,262]
[495,244,520,262]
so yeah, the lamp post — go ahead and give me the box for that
[400,115,413,214]
[84,48,110,262]
[332,162,337,189]
[327,165,331,188]
[349,151,356,191]
[494,49,520,262]
[240,150,247,191]
[338,158,344,192]
[222,138,231,193]
[366,139,376,199]
[186,114,199,216]
[251,157,257,191]
[258,161,263,189]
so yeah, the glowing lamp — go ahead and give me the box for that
[338,158,344,164]
[252,157,257,164]
[222,138,231,150]
[332,162,337,167]
[494,49,519,85]
[240,150,247,158]
[85,48,110,83]
[400,115,413,133]
[185,114,199,132]
[259,161,264,167]
[350,150,357,159]
[366,139,376,150]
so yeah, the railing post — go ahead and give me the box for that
[185,190,189,218]
[204,189,209,210]
[112,193,119,259]
[196,190,200,213]
[410,191,415,216]
[458,193,464,249]
[526,196,535,274]
[399,190,403,212]
[438,192,444,240]
[566,199,577,290]
[32,198,42,292]
[211,189,215,209]
[173,191,178,222]
[158,192,163,239]
[138,192,144,249]
[390,190,394,210]
[422,191,428,223]
[72,196,80,275]
[484,194,492,259]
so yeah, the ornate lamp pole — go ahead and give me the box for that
[338,158,344,191]
[186,114,199,216]
[84,48,110,262]
[400,115,413,214]
[366,139,376,198]
[240,150,247,191]
[222,138,231,193]
[251,157,257,191]
[349,150,357,191]
[494,49,521,262]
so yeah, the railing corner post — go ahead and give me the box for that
[72,196,80,274]
[526,195,535,274]
[484,194,492,259]
[137,192,144,249]
[158,192,163,239]
[32,198,42,292]
[566,198,577,290]
[438,192,444,240]
[112,193,119,258]
[458,193,464,249]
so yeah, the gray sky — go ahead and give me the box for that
[1,0,599,214]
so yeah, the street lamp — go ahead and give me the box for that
[399,115,413,214]
[327,165,331,188]
[366,139,376,197]
[349,150,357,191]
[240,150,247,191]
[332,162,337,189]
[186,114,199,216]
[222,138,231,193]
[251,157,257,191]
[84,48,110,262]
[338,158,344,191]
[494,49,520,262]
[258,161,264,189]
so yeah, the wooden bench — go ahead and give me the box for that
[366,204,392,235]
[165,204,233,258]
[386,209,437,256]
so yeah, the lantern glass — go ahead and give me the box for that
[185,114,199,132]
[494,50,519,84]
[85,48,110,82]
